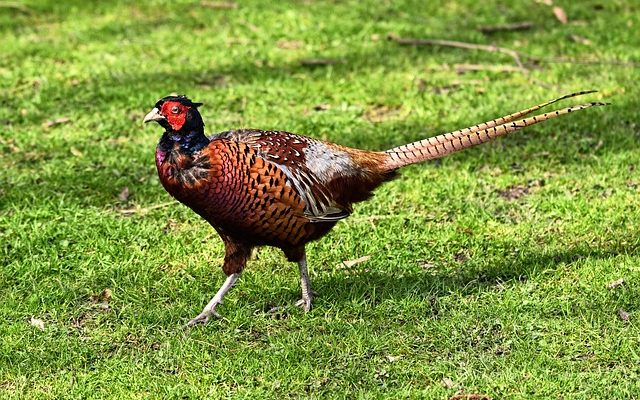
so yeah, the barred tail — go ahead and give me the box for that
[382,91,607,171]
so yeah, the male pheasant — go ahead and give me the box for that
[143,91,605,325]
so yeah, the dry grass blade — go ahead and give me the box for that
[339,255,371,268]
[43,117,71,128]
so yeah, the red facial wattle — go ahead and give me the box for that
[160,101,188,131]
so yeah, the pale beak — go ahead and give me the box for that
[143,107,165,124]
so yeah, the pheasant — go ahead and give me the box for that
[143,91,605,325]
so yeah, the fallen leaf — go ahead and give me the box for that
[201,1,237,9]
[606,278,625,289]
[277,39,303,49]
[618,308,630,321]
[30,317,45,331]
[339,255,371,268]
[385,355,402,362]
[69,147,83,157]
[118,186,130,202]
[553,6,568,24]
[43,117,71,128]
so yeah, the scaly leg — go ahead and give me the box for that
[294,255,314,312]
[187,273,239,326]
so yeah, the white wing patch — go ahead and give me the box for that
[302,141,357,182]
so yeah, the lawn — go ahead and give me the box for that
[1,0,639,398]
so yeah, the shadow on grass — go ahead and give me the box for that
[250,236,639,313]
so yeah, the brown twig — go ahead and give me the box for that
[390,36,526,70]
[478,21,534,34]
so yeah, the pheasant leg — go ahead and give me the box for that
[187,273,240,326]
[295,256,314,311]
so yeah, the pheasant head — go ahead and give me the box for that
[143,95,204,134]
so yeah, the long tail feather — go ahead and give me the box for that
[382,94,606,170]
[443,90,597,140]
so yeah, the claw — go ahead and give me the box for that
[186,304,221,327]
[295,295,313,312]
[186,313,210,327]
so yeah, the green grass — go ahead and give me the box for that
[1,0,639,398]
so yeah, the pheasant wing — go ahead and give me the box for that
[217,129,351,222]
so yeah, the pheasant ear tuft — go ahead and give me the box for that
[156,94,203,108]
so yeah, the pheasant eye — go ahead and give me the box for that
[171,106,180,114]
